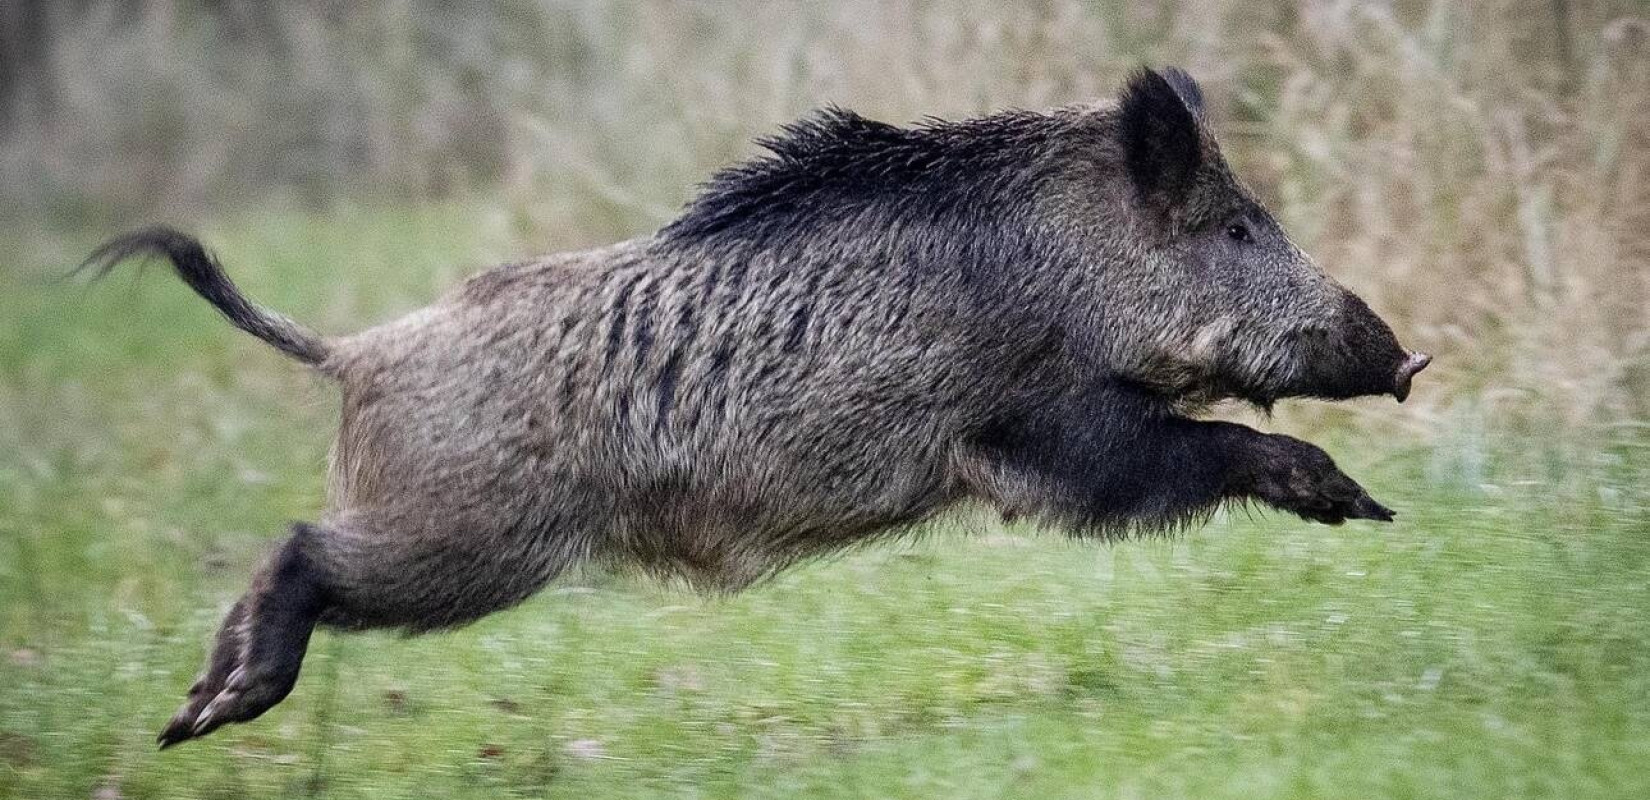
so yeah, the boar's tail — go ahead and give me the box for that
[80,227,334,373]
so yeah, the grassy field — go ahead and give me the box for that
[0,205,1646,799]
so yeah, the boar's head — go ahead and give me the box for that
[1057,68,1429,408]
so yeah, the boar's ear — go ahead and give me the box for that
[1159,67,1205,120]
[1119,67,1204,214]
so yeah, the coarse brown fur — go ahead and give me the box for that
[81,68,1429,748]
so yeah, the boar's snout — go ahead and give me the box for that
[1283,291,1426,403]
[1392,351,1431,403]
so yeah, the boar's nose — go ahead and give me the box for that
[1392,352,1432,402]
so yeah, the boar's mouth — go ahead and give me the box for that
[1180,339,1429,409]
[1122,307,1429,408]
[1261,344,1430,404]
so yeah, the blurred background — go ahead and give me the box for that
[1,2,1647,798]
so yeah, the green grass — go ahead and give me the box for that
[1,206,1647,799]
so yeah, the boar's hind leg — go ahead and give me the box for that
[158,512,572,749]
[158,522,327,749]
[309,508,574,633]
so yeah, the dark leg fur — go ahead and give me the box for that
[961,386,1392,529]
[1224,432,1394,524]
[159,524,327,749]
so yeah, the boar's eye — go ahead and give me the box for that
[1225,223,1252,243]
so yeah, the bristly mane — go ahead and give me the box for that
[659,106,1063,248]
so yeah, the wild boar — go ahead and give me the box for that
[83,67,1429,747]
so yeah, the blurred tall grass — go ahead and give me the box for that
[2,0,1646,463]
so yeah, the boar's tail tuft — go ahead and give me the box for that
[79,227,334,372]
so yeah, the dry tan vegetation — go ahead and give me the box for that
[5,1,1646,446]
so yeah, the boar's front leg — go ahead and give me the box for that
[959,388,1393,529]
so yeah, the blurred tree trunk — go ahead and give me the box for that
[0,0,57,133]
